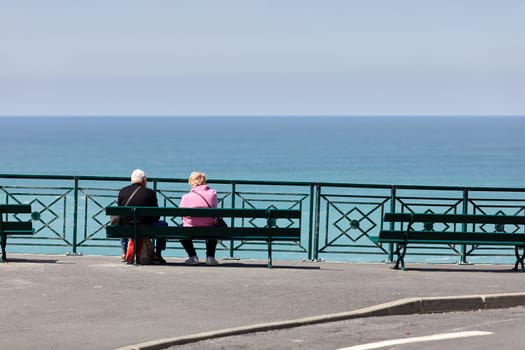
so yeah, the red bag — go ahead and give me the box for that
[125,239,153,264]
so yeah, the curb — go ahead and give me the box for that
[115,292,525,350]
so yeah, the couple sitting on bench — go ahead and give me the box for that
[118,169,219,266]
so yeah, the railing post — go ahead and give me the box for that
[72,177,79,254]
[133,208,138,265]
[229,182,236,259]
[307,184,315,260]
[460,189,469,264]
[266,209,273,268]
[312,184,321,260]
[387,187,397,263]
[152,179,158,250]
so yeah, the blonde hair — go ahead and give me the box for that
[188,171,207,187]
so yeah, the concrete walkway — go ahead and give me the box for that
[2,254,525,350]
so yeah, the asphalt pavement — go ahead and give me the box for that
[2,254,525,350]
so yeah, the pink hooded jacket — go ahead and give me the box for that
[179,185,218,227]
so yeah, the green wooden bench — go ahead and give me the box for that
[373,213,525,271]
[0,204,34,262]
[106,207,302,268]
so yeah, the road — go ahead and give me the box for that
[170,306,525,350]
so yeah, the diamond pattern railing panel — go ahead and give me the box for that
[1,186,72,247]
[316,188,391,258]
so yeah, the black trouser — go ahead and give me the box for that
[181,239,217,258]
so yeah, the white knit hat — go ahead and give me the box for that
[131,169,146,182]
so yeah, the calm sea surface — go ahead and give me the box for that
[1,116,525,187]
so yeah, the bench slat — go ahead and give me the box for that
[0,222,34,233]
[107,225,300,241]
[378,230,525,245]
[384,213,525,225]
[105,207,300,219]
[0,204,32,214]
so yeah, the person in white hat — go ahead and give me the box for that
[117,168,166,264]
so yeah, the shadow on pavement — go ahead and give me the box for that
[4,257,59,264]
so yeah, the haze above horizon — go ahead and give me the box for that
[1,1,524,117]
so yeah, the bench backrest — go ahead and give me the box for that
[384,213,525,225]
[377,212,525,251]
[106,206,301,236]
[106,206,301,241]
[0,204,33,234]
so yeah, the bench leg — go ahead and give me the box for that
[267,240,273,269]
[393,243,406,270]
[513,246,525,272]
[1,233,7,263]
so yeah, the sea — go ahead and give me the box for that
[1,116,525,263]
[1,116,525,187]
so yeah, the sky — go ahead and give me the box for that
[1,0,524,117]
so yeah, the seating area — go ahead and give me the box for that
[0,204,34,262]
[373,212,525,271]
[106,206,302,268]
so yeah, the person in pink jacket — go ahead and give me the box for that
[179,171,219,265]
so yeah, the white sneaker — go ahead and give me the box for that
[206,256,219,265]
[184,256,199,265]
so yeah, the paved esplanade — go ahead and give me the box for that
[2,254,525,350]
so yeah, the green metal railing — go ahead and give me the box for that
[2,173,525,263]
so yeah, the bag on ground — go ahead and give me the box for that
[126,238,154,264]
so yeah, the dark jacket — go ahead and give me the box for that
[118,183,160,225]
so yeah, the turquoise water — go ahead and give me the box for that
[2,116,525,187]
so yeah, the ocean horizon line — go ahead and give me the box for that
[1,114,525,119]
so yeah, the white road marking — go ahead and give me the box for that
[336,330,493,350]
